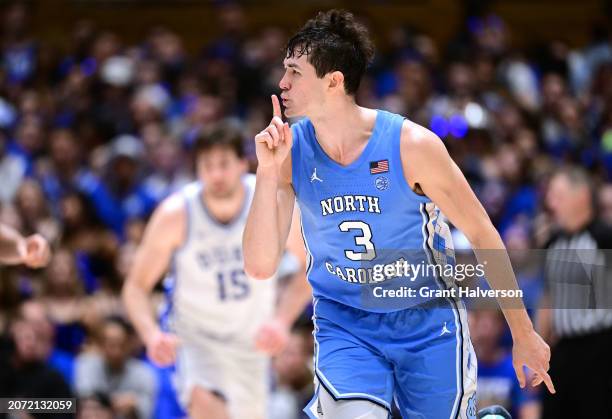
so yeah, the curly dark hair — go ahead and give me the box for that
[193,120,245,159]
[284,9,375,96]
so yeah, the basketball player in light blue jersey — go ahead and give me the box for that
[243,10,555,419]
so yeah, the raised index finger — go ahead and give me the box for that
[271,94,282,119]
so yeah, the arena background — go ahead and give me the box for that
[0,0,611,418]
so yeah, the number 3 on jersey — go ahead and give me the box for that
[339,221,376,261]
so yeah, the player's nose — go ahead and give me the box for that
[278,73,290,91]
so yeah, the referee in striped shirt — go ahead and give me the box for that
[538,166,612,418]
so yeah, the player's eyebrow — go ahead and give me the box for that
[284,63,302,70]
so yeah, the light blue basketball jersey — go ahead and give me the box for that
[291,109,457,312]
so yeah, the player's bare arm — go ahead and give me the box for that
[276,205,312,325]
[401,120,555,394]
[121,193,185,366]
[535,293,555,345]
[243,94,295,279]
[255,205,312,355]
[0,223,50,268]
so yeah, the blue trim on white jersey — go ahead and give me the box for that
[159,255,177,332]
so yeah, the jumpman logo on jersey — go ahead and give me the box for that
[440,321,451,336]
[310,168,323,183]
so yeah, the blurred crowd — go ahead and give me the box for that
[0,1,610,418]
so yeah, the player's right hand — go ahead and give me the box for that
[512,328,555,394]
[254,317,290,355]
[254,95,293,170]
[146,330,180,367]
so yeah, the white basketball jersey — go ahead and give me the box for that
[161,174,276,345]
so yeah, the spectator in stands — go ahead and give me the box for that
[100,134,157,237]
[11,114,42,162]
[37,128,122,235]
[0,311,73,414]
[18,299,75,387]
[14,179,60,245]
[598,182,612,225]
[41,248,87,354]
[470,309,540,419]
[0,128,26,204]
[77,392,115,419]
[269,330,313,419]
[59,191,118,294]
[142,135,192,203]
[75,316,157,419]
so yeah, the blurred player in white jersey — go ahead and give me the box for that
[122,121,310,419]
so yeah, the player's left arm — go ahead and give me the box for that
[254,204,312,355]
[400,120,555,394]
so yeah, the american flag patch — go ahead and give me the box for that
[369,159,389,174]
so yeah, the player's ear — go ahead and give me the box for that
[328,71,345,92]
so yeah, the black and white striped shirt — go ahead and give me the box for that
[544,221,612,338]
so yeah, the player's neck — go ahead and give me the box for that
[309,100,376,165]
[201,182,246,224]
